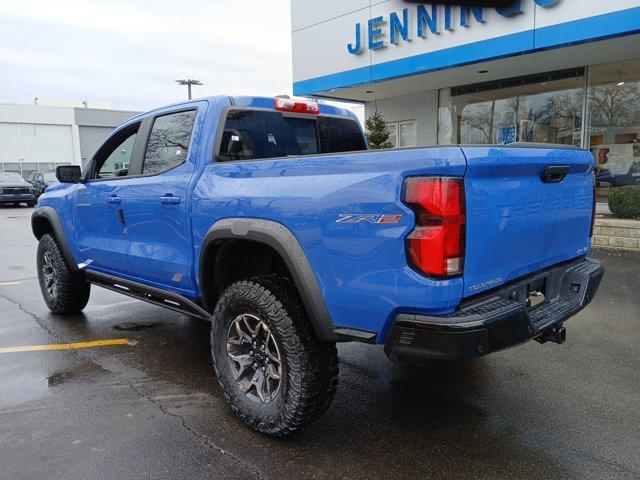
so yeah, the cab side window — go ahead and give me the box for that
[92,124,140,179]
[142,110,197,175]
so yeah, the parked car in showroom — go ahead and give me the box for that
[0,172,37,207]
[596,160,640,187]
[27,171,59,198]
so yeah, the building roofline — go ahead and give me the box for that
[293,5,640,97]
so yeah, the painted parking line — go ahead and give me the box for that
[0,281,21,286]
[0,338,134,354]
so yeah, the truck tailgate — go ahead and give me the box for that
[462,146,594,298]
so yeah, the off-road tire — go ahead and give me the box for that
[211,275,339,437]
[37,234,91,314]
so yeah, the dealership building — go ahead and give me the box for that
[0,102,138,178]
[291,0,640,201]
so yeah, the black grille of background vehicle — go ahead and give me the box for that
[3,188,30,195]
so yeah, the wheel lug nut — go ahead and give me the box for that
[253,363,258,369]
[249,351,254,356]
[261,366,266,372]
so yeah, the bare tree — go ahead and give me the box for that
[589,83,640,126]
[144,111,197,172]
[460,103,494,143]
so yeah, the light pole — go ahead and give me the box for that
[175,79,203,100]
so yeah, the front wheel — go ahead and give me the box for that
[37,234,91,314]
[211,276,338,437]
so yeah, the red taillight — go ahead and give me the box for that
[403,177,466,277]
[274,97,320,114]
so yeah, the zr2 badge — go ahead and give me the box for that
[336,214,402,224]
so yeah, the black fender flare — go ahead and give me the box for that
[31,206,79,272]
[199,218,337,342]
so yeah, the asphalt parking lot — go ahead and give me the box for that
[0,206,639,480]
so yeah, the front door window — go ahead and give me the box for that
[92,125,140,179]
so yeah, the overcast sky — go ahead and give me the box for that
[0,0,324,112]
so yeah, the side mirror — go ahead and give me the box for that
[56,165,82,184]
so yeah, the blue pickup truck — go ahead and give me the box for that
[32,95,603,436]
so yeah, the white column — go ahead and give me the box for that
[71,124,82,166]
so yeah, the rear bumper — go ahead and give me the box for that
[384,258,604,364]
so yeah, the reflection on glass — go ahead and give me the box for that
[399,122,417,147]
[98,132,137,177]
[387,123,398,148]
[438,70,584,146]
[588,60,640,201]
[284,117,318,155]
[144,110,197,175]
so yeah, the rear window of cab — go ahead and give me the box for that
[217,110,366,162]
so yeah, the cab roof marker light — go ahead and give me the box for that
[274,97,320,114]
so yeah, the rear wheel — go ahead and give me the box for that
[37,234,91,314]
[211,275,338,436]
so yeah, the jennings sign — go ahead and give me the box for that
[347,0,561,55]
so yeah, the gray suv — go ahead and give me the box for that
[0,172,37,207]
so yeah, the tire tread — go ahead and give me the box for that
[211,275,338,436]
[37,234,90,314]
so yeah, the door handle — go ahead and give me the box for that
[107,196,123,204]
[160,195,181,205]
[541,165,570,183]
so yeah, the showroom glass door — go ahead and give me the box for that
[587,60,640,202]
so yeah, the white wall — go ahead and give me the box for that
[0,103,79,167]
[0,103,74,125]
[0,122,74,164]
[292,0,640,91]
[0,103,139,170]
[364,91,438,146]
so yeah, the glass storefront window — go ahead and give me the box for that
[1,163,22,174]
[21,163,38,179]
[39,163,56,172]
[387,123,398,148]
[0,162,69,175]
[399,122,417,147]
[588,60,640,201]
[439,68,585,146]
[386,120,417,148]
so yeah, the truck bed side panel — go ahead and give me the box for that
[193,147,466,341]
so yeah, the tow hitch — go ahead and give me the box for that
[535,325,567,345]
